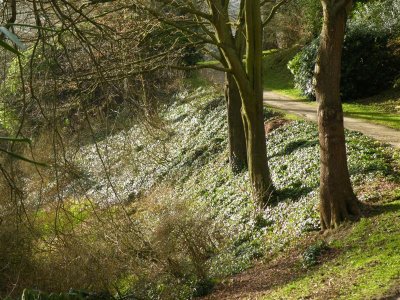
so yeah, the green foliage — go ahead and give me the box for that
[289,31,400,101]
[341,28,400,100]
[263,47,304,99]
[299,0,323,38]
[349,0,400,35]
[287,40,319,99]
[0,46,49,132]
[0,26,26,55]
[0,27,26,51]
[302,241,329,268]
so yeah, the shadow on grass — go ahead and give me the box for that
[274,183,314,202]
[361,201,400,219]
[345,111,400,121]
[269,139,319,159]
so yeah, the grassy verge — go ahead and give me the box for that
[342,89,400,130]
[263,47,304,99]
[263,198,400,300]
[269,107,303,121]
[263,48,400,130]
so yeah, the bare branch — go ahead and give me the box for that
[167,63,230,73]
[262,0,288,27]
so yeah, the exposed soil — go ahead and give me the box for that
[264,118,290,134]
[200,254,303,300]
[379,283,400,300]
[199,234,342,300]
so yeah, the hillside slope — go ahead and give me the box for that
[17,83,400,300]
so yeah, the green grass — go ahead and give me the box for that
[263,48,400,130]
[196,60,219,66]
[183,70,214,88]
[342,89,400,130]
[263,47,304,99]
[263,200,400,300]
[269,107,303,121]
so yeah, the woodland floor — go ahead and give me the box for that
[200,242,315,300]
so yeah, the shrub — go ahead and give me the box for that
[287,39,319,100]
[341,28,400,99]
[288,29,400,101]
[302,241,329,268]
[349,0,400,36]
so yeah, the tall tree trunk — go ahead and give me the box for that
[241,87,273,205]
[241,0,274,205]
[314,0,360,230]
[210,0,274,206]
[225,72,247,173]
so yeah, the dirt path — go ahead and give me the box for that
[263,91,400,149]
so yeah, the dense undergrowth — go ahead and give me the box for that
[4,80,400,299]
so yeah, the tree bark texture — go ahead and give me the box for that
[225,72,247,173]
[314,0,360,230]
[242,0,274,205]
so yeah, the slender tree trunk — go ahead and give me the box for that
[210,0,274,206]
[241,0,274,205]
[315,0,360,230]
[241,88,273,205]
[225,72,247,173]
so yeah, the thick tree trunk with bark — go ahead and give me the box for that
[314,0,360,230]
[225,73,247,173]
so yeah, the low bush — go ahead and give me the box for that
[287,39,319,99]
[341,29,400,99]
[302,241,329,268]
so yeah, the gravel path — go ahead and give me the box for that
[263,91,400,148]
